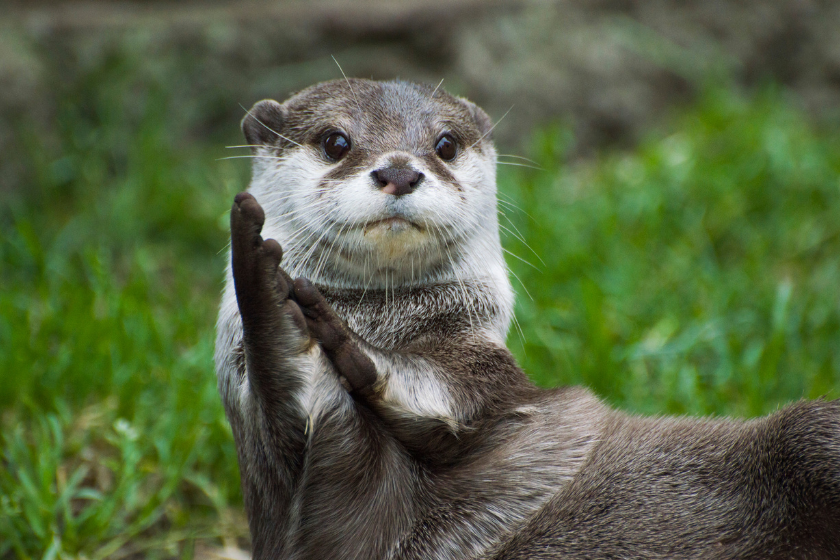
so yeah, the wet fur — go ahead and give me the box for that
[215,79,840,559]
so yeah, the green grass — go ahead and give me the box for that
[1,49,839,557]
[1,49,248,557]
[502,86,840,417]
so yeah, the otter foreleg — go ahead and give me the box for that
[229,192,315,557]
[292,277,377,394]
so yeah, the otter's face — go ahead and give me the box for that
[241,79,498,288]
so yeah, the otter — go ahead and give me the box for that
[214,79,840,559]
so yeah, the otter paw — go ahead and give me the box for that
[293,278,377,392]
[230,193,294,321]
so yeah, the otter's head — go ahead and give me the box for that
[241,79,501,289]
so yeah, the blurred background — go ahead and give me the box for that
[2,0,839,557]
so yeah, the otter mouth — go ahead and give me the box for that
[363,217,422,235]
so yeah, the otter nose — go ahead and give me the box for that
[372,167,423,197]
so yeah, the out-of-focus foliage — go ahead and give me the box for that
[1,44,838,556]
[502,86,840,417]
[1,48,247,557]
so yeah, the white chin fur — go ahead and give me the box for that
[362,220,428,258]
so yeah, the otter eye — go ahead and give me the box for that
[435,134,457,161]
[323,132,350,161]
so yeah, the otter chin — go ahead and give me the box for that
[363,217,428,259]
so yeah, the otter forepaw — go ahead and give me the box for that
[293,278,377,393]
[230,193,299,332]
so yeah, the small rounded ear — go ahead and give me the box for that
[459,97,494,141]
[241,99,285,149]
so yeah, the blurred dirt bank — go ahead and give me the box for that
[2,0,839,185]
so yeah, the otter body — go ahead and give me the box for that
[215,80,840,559]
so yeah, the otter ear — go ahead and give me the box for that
[241,99,286,150]
[459,97,494,141]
